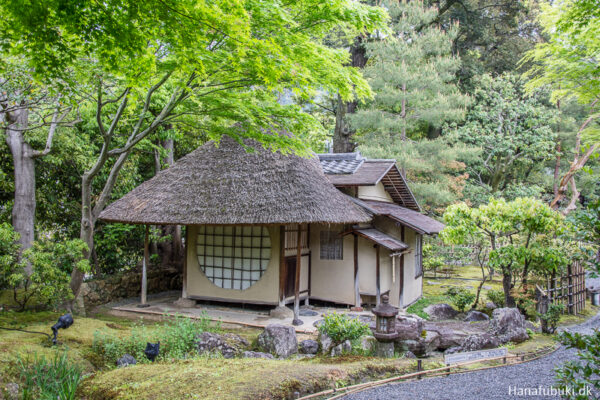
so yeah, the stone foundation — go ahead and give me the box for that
[80,267,181,307]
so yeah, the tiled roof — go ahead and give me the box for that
[318,152,364,175]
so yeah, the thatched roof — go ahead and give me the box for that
[99,136,371,225]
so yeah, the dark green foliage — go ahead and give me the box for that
[317,313,370,346]
[555,330,600,399]
[16,351,83,400]
[538,303,564,333]
[486,290,506,307]
[445,287,476,312]
[92,314,217,364]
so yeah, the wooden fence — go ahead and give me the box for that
[544,261,586,315]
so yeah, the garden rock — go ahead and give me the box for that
[313,319,324,328]
[464,310,490,322]
[404,351,417,359]
[242,351,274,359]
[270,306,294,319]
[423,303,459,320]
[525,321,541,333]
[360,336,377,353]
[319,332,333,354]
[196,332,240,358]
[299,309,318,317]
[485,302,497,310]
[257,324,298,358]
[299,339,319,354]
[116,354,137,367]
[398,330,440,356]
[396,314,424,341]
[459,333,500,351]
[422,321,488,350]
[173,297,196,308]
[489,308,529,344]
[330,340,352,357]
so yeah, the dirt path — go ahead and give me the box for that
[343,313,600,400]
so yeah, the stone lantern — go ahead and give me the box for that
[371,294,399,357]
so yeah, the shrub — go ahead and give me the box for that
[93,314,215,364]
[317,313,370,346]
[445,287,476,312]
[16,351,83,400]
[555,330,600,399]
[539,303,564,334]
[0,228,90,311]
[486,290,505,307]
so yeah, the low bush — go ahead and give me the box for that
[16,351,83,400]
[486,289,505,307]
[92,314,216,364]
[317,313,370,346]
[539,303,565,333]
[445,287,476,312]
[555,330,600,399]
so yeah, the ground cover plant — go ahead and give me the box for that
[16,351,83,400]
[318,312,371,351]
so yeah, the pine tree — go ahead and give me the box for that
[351,0,470,142]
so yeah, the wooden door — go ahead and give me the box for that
[284,256,296,298]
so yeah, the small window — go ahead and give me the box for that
[415,234,423,278]
[320,230,343,260]
[284,224,308,250]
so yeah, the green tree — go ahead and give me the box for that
[352,0,470,143]
[441,197,569,308]
[555,330,600,399]
[523,0,600,213]
[447,73,556,195]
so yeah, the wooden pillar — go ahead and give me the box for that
[375,244,381,306]
[399,225,405,308]
[182,226,188,298]
[138,225,150,308]
[353,233,361,309]
[278,225,286,306]
[292,224,303,325]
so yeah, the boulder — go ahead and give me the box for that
[422,321,488,350]
[196,332,241,358]
[257,324,298,358]
[299,339,319,355]
[398,330,440,356]
[423,303,458,320]
[459,333,500,351]
[330,340,352,357]
[403,351,417,359]
[360,336,377,353]
[396,314,424,341]
[489,308,529,344]
[116,354,137,367]
[485,302,497,310]
[464,310,490,322]
[270,306,294,319]
[319,332,333,354]
[242,351,274,359]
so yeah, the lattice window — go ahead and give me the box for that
[415,234,423,278]
[197,226,271,290]
[320,230,343,260]
[284,224,309,251]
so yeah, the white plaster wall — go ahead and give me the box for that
[401,228,423,307]
[358,182,394,203]
[186,225,280,304]
[309,224,355,305]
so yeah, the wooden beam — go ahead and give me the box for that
[182,226,188,298]
[399,225,405,308]
[139,225,150,307]
[354,233,360,308]
[375,244,381,306]
[279,225,285,306]
[293,224,303,325]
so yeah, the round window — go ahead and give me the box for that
[196,225,271,290]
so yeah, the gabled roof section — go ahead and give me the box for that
[358,199,445,235]
[319,152,364,174]
[343,227,408,252]
[317,153,420,211]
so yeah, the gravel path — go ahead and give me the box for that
[344,313,600,400]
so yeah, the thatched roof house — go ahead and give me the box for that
[100,136,370,225]
[99,137,443,324]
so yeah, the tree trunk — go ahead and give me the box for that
[71,174,94,299]
[502,271,516,308]
[332,37,367,153]
[5,108,36,273]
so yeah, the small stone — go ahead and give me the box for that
[116,354,137,367]
[173,297,196,308]
[242,351,274,359]
[485,302,497,310]
[464,310,490,322]
[483,285,492,290]
[404,351,417,359]
[342,340,352,354]
[313,319,324,328]
[270,306,294,319]
[299,339,319,354]
[319,332,333,354]
[257,324,298,358]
